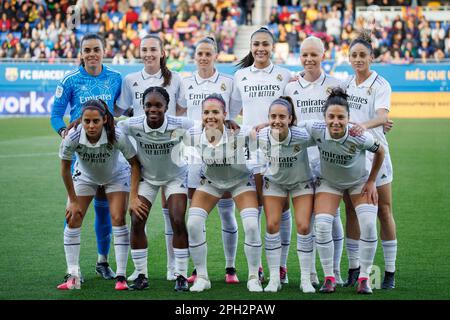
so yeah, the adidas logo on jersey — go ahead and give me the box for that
[136,133,142,137]
[304,184,310,189]
[133,82,138,87]
[381,174,387,179]
[242,77,247,81]
[317,138,322,143]
[189,85,194,90]
[294,90,299,94]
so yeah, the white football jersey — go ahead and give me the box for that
[284,71,344,121]
[305,120,381,189]
[284,71,344,164]
[184,125,251,189]
[345,71,391,149]
[59,126,136,185]
[116,69,182,117]
[232,63,292,126]
[118,115,194,185]
[178,70,239,121]
[257,126,314,185]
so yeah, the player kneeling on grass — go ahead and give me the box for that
[303,88,385,294]
[185,94,263,293]
[256,97,316,293]
[118,86,195,292]
[57,99,140,291]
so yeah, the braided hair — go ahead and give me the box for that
[142,86,170,111]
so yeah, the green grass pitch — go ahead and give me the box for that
[0,117,449,300]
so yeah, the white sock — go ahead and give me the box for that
[257,205,263,267]
[332,208,344,275]
[264,232,281,281]
[64,227,81,276]
[314,214,334,278]
[187,207,208,278]
[382,240,397,273]
[280,209,292,268]
[218,198,238,269]
[310,214,318,275]
[356,204,378,279]
[131,248,148,277]
[113,225,129,277]
[297,232,313,282]
[162,208,175,271]
[173,248,189,278]
[241,208,262,278]
[346,237,360,269]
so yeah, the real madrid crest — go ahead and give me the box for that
[277,74,283,82]
[106,143,113,151]
[265,180,270,189]
[294,144,301,153]
[367,87,373,96]
[326,87,333,96]
[171,130,177,139]
[349,143,357,154]
[221,83,226,91]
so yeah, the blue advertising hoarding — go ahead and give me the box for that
[0,62,449,116]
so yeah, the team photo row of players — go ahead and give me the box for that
[51,27,397,295]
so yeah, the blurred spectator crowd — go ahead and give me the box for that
[0,0,245,68]
[271,0,450,64]
[0,0,449,66]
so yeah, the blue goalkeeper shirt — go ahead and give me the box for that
[50,64,122,134]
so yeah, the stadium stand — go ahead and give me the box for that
[0,0,449,64]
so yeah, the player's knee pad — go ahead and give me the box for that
[240,208,260,245]
[187,207,208,246]
[314,214,334,243]
[355,204,378,241]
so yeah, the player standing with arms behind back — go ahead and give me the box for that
[342,30,397,290]
[178,36,241,284]
[232,27,293,284]
[284,36,346,287]
[50,34,122,280]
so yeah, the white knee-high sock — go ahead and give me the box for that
[162,208,175,271]
[64,227,81,276]
[173,248,189,278]
[310,214,318,275]
[382,239,397,273]
[332,207,344,275]
[346,238,360,269]
[297,232,313,282]
[356,204,378,279]
[314,214,334,278]
[217,198,238,269]
[265,232,281,281]
[280,209,292,268]
[258,206,263,267]
[187,207,208,278]
[113,225,130,277]
[241,208,262,278]
[131,248,148,277]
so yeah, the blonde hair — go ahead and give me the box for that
[300,36,325,55]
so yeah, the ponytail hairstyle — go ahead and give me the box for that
[201,93,226,113]
[141,34,172,87]
[195,35,218,53]
[236,26,275,69]
[269,96,297,126]
[349,29,373,55]
[142,86,170,111]
[324,87,350,115]
[67,99,116,144]
[79,33,105,67]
